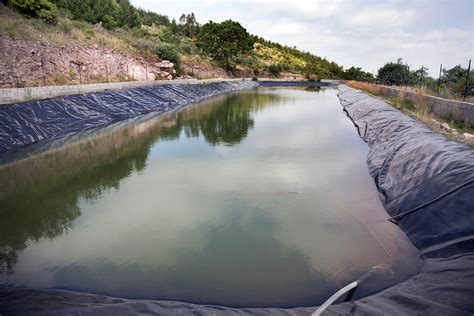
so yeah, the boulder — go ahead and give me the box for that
[463,133,474,141]
[441,122,450,131]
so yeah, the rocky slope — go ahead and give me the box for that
[0,36,176,88]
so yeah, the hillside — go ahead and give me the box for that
[0,1,345,88]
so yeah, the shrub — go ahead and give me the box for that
[411,94,432,116]
[268,64,281,77]
[59,20,72,33]
[179,41,196,54]
[6,23,15,38]
[8,0,58,24]
[155,42,180,66]
[83,27,94,38]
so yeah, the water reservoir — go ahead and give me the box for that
[0,87,422,307]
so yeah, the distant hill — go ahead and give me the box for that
[0,0,349,87]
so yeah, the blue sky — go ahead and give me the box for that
[131,0,473,77]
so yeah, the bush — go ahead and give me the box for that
[179,41,196,54]
[59,20,72,33]
[268,64,281,77]
[6,23,15,38]
[83,26,94,38]
[8,0,58,24]
[155,42,180,66]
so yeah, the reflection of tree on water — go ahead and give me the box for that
[159,92,283,146]
[0,91,282,275]
[0,141,150,275]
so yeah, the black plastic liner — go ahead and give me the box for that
[1,84,473,315]
[257,81,332,87]
[0,81,257,155]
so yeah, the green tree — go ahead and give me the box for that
[377,58,412,85]
[8,0,58,24]
[154,42,180,70]
[138,8,170,27]
[268,64,282,77]
[343,66,374,82]
[117,0,141,28]
[441,65,474,95]
[197,20,254,70]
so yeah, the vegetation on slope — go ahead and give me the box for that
[1,0,356,80]
[355,58,473,102]
[346,80,474,147]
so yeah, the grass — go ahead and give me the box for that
[346,81,474,147]
[254,42,306,69]
[390,84,474,104]
[1,2,335,85]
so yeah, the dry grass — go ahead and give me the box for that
[346,81,474,147]
[394,84,474,103]
[0,4,155,56]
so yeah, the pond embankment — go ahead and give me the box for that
[0,80,257,155]
[0,83,472,315]
[323,84,474,315]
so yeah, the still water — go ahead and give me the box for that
[0,88,421,307]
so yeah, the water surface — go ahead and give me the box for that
[0,88,421,307]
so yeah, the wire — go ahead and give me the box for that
[387,178,474,225]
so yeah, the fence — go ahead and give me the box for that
[374,59,473,103]
[373,84,474,126]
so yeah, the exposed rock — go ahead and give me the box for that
[463,133,474,141]
[0,36,176,87]
[441,122,450,131]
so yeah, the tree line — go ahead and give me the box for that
[2,0,345,77]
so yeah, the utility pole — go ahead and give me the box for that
[463,59,471,101]
[419,65,424,92]
[437,64,442,97]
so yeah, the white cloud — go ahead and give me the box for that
[131,0,473,77]
[346,8,417,28]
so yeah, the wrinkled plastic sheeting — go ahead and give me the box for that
[337,85,474,252]
[0,81,257,154]
[1,84,474,315]
[2,254,473,315]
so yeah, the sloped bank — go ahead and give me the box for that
[0,80,257,155]
[319,85,474,315]
[1,84,473,315]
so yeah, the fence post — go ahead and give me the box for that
[105,63,109,83]
[127,64,129,81]
[79,65,82,84]
[437,64,442,97]
[145,64,148,81]
[463,59,471,101]
[41,58,46,86]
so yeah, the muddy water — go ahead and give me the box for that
[0,88,422,307]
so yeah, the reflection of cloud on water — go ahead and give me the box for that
[0,88,421,307]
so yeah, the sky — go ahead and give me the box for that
[131,0,474,77]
